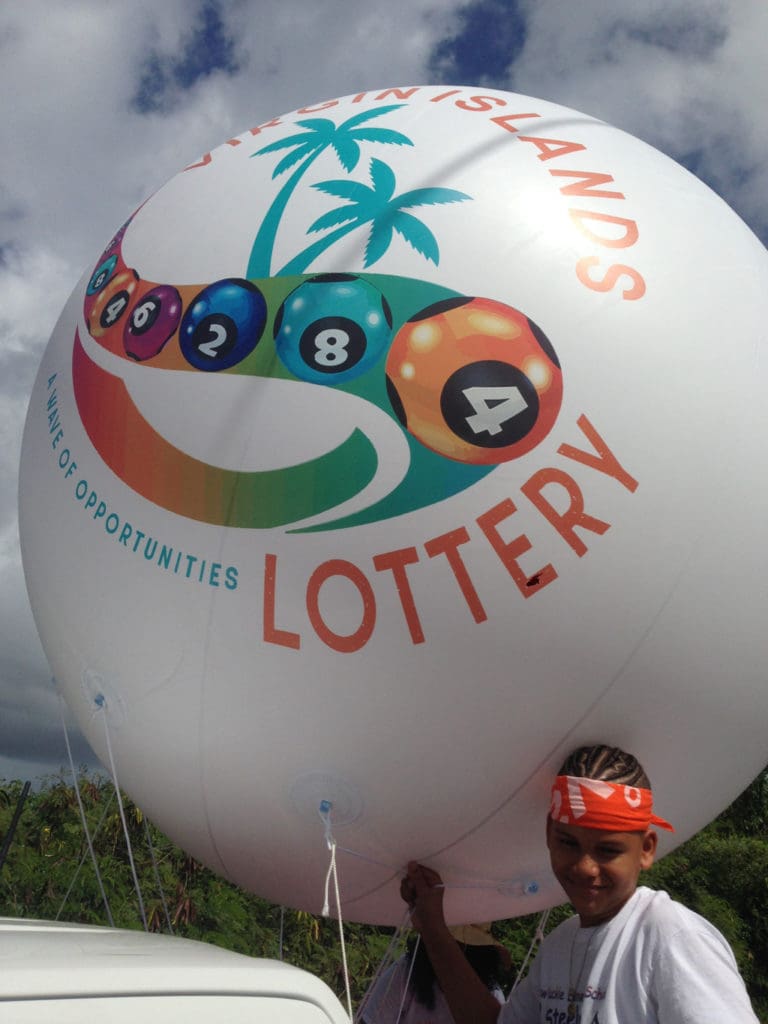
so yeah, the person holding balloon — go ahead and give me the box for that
[360,923,509,1024]
[401,745,758,1024]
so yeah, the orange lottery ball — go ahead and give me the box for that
[385,296,563,464]
[88,269,140,341]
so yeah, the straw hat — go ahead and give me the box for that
[447,923,497,947]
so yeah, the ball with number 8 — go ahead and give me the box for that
[86,254,119,297]
[274,274,392,385]
[385,296,563,464]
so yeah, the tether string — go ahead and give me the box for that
[143,815,173,933]
[334,844,538,897]
[58,690,114,926]
[98,698,148,931]
[354,908,412,1023]
[393,931,420,1023]
[319,802,353,1022]
[511,907,551,991]
[56,792,115,922]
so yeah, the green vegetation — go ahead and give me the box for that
[1,770,766,1019]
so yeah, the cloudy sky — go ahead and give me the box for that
[1,0,766,784]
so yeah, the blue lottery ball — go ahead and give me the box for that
[180,278,267,371]
[87,254,118,296]
[274,274,393,384]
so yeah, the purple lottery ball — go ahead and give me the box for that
[124,284,183,361]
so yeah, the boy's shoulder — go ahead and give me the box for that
[543,887,720,947]
[631,885,677,921]
[629,886,739,964]
[630,888,756,1018]
[632,886,714,930]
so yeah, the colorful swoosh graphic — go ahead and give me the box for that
[74,218,561,532]
[73,330,379,528]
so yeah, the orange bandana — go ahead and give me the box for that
[550,775,674,832]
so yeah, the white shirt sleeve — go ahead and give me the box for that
[650,921,759,1023]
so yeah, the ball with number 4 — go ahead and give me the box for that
[386,296,563,464]
[88,270,140,340]
[274,274,392,385]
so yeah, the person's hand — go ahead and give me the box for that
[400,861,446,935]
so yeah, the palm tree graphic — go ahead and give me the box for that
[246,105,413,277]
[278,157,471,275]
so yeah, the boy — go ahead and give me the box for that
[402,745,758,1023]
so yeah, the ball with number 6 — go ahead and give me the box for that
[124,284,183,361]
[385,296,563,464]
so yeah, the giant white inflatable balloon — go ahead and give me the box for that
[19,86,768,924]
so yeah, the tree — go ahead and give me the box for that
[246,105,413,277]
[278,157,470,274]
[2,768,767,1019]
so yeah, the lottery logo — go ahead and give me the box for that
[74,263,562,532]
[73,105,564,531]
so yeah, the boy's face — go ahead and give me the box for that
[546,817,657,927]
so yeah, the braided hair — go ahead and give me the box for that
[557,745,651,789]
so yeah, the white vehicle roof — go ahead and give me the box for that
[0,917,351,1024]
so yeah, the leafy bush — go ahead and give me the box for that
[2,768,766,1019]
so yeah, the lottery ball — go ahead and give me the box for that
[84,253,122,325]
[386,296,563,464]
[86,254,118,297]
[88,270,140,340]
[274,273,392,385]
[124,284,183,361]
[179,278,267,371]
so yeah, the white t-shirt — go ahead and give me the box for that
[361,954,505,1024]
[499,886,758,1024]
